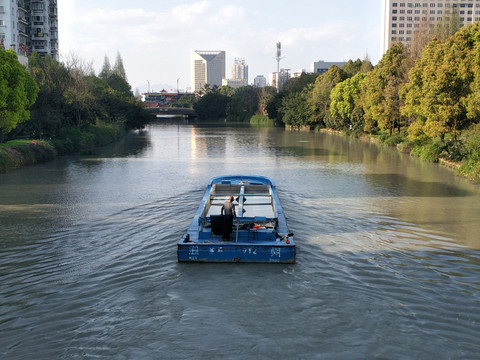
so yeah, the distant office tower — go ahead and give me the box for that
[382,0,480,54]
[231,58,248,82]
[254,75,267,88]
[0,0,59,63]
[191,50,226,92]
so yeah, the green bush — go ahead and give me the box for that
[411,142,443,162]
[385,133,404,146]
[249,114,276,126]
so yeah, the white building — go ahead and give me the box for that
[253,75,267,88]
[271,69,291,91]
[0,0,59,63]
[381,0,480,54]
[310,60,347,74]
[190,50,226,92]
[231,58,248,83]
[222,78,248,89]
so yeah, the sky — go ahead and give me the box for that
[58,0,382,92]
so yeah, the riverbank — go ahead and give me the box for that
[0,122,126,174]
[0,140,56,173]
[317,128,480,183]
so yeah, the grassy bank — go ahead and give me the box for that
[0,140,56,173]
[0,122,127,174]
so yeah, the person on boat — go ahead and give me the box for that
[221,196,237,240]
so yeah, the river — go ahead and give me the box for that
[1,121,479,359]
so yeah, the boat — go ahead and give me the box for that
[177,175,295,263]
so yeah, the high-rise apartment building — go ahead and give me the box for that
[0,0,58,62]
[231,58,248,83]
[382,0,480,54]
[190,50,226,92]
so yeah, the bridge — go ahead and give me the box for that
[146,107,197,119]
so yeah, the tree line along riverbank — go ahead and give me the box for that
[0,50,150,173]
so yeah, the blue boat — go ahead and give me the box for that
[178,175,295,263]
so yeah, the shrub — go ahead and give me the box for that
[440,140,467,162]
[411,142,443,162]
[250,115,276,126]
[465,128,480,161]
[459,159,480,182]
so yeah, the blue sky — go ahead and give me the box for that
[59,0,381,91]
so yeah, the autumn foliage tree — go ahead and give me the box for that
[361,43,412,134]
[402,23,480,142]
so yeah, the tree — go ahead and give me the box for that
[113,52,127,81]
[0,49,39,141]
[227,86,260,121]
[410,11,462,60]
[341,59,363,78]
[282,72,318,93]
[99,55,113,79]
[329,73,366,130]
[361,43,412,134]
[402,23,480,142]
[28,53,71,138]
[280,88,311,127]
[106,73,132,97]
[258,86,277,116]
[172,94,196,109]
[309,65,346,127]
[193,92,230,120]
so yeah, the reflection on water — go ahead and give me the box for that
[0,121,479,359]
[365,173,473,197]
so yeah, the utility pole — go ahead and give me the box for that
[275,42,284,93]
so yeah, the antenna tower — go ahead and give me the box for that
[275,42,284,93]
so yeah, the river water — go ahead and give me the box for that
[1,121,479,359]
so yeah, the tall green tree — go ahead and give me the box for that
[361,43,412,134]
[99,55,113,79]
[329,73,366,130]
[28,53,70,137]
[309,65,346,127]
[403,23,480,142]
[280,88,312,127]
[113,52,127,81]
[258,86,277,116]
[0,49,39,142]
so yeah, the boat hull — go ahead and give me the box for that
[178,242,296,263]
